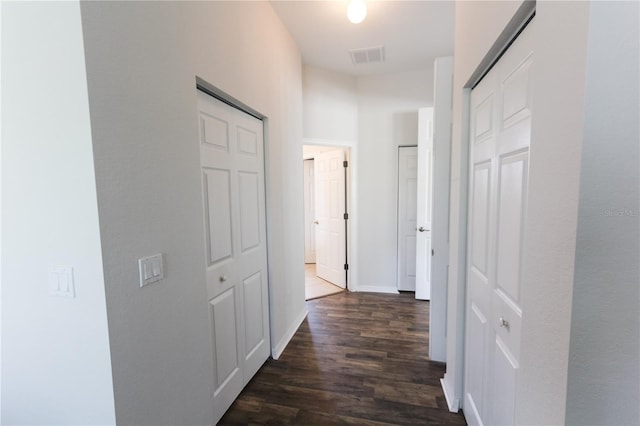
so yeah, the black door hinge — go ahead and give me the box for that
[344,264,349,270]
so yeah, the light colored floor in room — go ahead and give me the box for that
[305,263,344,301]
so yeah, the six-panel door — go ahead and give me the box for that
[314,149,346,288]
[197,91,270,424]
[464,21,534,426]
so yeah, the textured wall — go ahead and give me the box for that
[81,2,304,424]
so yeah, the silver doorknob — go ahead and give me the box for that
[219,275,227,282]
[314,220,319,224]
[418,226,429,232]
[499,317,510,328]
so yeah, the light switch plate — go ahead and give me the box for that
[49,266,75,298]
[138,254,164,287]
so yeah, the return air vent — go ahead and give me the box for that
[349,45,385,65]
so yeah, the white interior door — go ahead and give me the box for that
[303,159,316,263]
[416,108,434,300]
[464,21,533,426]
[197,91,271,424]
[397,146,418,292]
[314,149,346,288]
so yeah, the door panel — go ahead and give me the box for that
[397,146,418,291]
[471,163,491,276]
[415,108,433,300]
[315,149,346,288]
[495,152,528,302]
[243,272,263,354]
[203,169,233,265]
[491,337,518,426]
[465,302,487,426]
[236,127,258,156]
[198,91,270,424]
[464,21,534,426]
[474,97,494,141]
[501,54,533,130]
[238,172,261,252]
[210,289,240,389]
[202,113,229,151]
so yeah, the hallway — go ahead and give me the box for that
[220,292,467,424]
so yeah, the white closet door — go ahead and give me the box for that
[464,21,534,426]
[197,91,270,424]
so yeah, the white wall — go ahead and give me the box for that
[79,2,304,425]
[1,2,116,424]
[303,66,358,143]
[565,2,640,424]
[356,69,434,292]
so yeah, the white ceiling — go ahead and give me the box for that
[270,0,455,76]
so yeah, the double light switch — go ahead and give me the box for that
[49,266,75,298]
[138,254,164,287]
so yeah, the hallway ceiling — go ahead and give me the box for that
[270,0,455,76]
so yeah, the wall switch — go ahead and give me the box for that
[138,254,164,287]
[49,266,75,298]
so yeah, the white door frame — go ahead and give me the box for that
[303,138,357,291]
[441,1,536,413]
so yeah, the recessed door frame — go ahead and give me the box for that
[303,138,357,291]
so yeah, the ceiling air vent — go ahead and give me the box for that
[349,45,385,65]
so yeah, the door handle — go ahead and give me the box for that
[418,226,429,232]
[314,220,319,224]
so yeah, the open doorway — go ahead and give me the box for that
[303,144,350,300]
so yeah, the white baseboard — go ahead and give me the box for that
[441,377,460,412]
[355,285,399,294]
[271,307,308,360]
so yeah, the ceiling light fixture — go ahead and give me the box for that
[347,0,367,24]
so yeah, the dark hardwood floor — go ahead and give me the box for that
[220,291,467,425]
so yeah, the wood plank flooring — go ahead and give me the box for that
[219,292,467,425]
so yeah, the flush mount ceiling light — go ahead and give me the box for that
[347,0,367,24]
